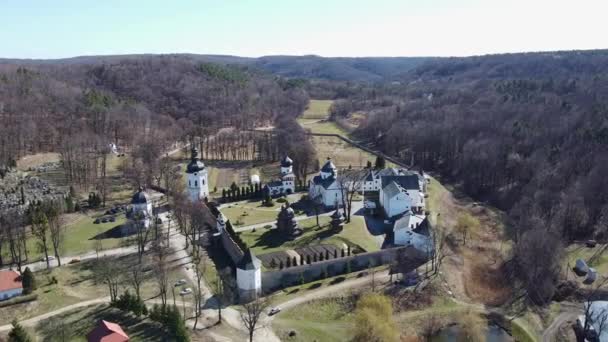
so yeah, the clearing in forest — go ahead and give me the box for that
[301,99,334,119]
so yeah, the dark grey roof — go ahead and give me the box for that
[186,147,205,173]
[321,158,336,173]
[365,168,400,182]
[131,187,149,204]
[280,156,293,167]
[311,175,338,189]
[381,175,420,190]
[264,181,283,188]
[237,249,261,270]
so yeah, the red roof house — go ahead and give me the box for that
[87,320,129,342]
[0,270,23,301]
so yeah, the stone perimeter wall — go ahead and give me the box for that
[261,245,427,293]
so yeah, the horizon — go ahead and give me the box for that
[2,0,607,59]
[2,47,607,62]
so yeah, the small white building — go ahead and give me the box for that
[393,214,432,252]
[379,175,425,218]
[309,158,344,208]
[131,187,153,228]
[236,249,262,302]
[250,174,260,185]
[0,270,23,301]
[265,156,296,196]
[186,147,209,202]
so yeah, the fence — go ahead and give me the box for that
[261,245,427,293]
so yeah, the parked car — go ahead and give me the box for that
[94,218,101,224]
[101,217,109,223]
[174,279,187,286]
[268,307,281,316]
[109,216,116,222]
[179,288,192,296]
[41,256,56,262]
[155,217,163,224]
[586,240,598,248]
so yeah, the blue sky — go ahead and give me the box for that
[1,0,606,59]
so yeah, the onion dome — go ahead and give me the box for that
[186,147,205,173]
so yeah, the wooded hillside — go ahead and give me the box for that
[333,50,608,244]
[0,56,309,172]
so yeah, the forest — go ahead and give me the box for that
[0,56,314,187]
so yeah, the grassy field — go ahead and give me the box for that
[34,304,174,342]
[237,214,378,256]
[0,253,191,325]
[338,215,380,252]
[1,211,131,263]
[238,217,332,255]
[272,297,354,342]
[301,99,334,120]
[221,203,279,227]
[298,119,348,135]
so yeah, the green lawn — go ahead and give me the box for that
[301,99,334,120]
[337,216,380,252]
[298,119,347,135]
[1,212,130,263]
[237,215,378,256]
[0,254,190,326]
[222,203,279,227]
[238,217,331,255]
[272,297,354,342]
[34,304,175,342]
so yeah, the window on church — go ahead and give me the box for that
[202,179,205,185]
[189,180,191,186]
[195,181,198,186]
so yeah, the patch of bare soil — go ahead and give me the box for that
[434,180,512,306]
[17,153,60,171]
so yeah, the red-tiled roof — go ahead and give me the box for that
[0,270,22,292]
[87,320,129,342]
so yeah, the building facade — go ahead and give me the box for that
[186,147,209,202]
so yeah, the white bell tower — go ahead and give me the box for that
[186,147,208,202]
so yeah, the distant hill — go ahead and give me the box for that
[251,55,432,82]
[0,54,432,82]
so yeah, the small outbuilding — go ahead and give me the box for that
[0,270,23,301]
[87,320,129,342]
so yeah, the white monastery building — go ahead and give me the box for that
[186,147,208,202]
[130,187,153,228]
[309,158,344,208]
[265,156,296,195]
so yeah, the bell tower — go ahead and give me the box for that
[186,147,208,202]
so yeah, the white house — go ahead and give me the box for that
[379,175,425,218]
[236,249,262,302]
[186,147,209,202]
[361,168,400,191]
[0,270,23,301]
[393,214,432,252]
[130,187,153,228]
[309,158,344,208]
[265,156,296,196]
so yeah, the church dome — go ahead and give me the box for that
[131,187,149,204]
[321,158,337,173]
[280,156,293,167]
[186,147,205,173]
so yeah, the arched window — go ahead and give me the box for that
[202,179,205,185]
[195,180,198,187]
[189,180,191,186]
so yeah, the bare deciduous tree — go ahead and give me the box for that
[239,297,270,342]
